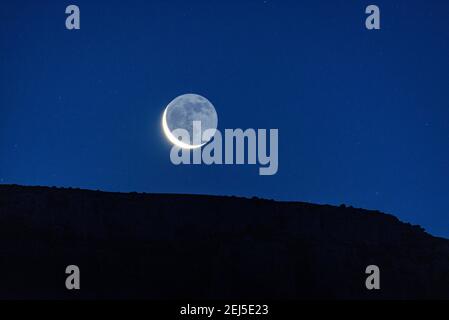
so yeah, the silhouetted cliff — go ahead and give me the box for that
[0,184,448,299]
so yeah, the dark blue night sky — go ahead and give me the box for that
[1,0,449,237]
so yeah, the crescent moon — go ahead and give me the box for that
[162,107,206,149]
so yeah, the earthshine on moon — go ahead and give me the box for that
[162,94,218,149]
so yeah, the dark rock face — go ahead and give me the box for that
[0,184,448,299]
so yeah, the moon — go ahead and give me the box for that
[162,93,218,149]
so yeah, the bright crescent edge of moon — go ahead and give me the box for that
[162,107,206,150]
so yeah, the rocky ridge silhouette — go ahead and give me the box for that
[0,184,448,299]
